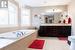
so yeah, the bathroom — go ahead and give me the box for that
[0,0,75,50]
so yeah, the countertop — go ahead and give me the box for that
[41,24,71,26]
[0,30,37,49]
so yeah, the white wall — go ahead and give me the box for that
[68,0,75,35]
[31,5,67,17]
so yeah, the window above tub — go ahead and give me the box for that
[21,7,31,26]
[0,0,18,27]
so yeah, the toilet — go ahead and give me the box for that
[68,36,75,50]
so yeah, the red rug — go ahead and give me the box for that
[58,37,68,40]
[28,40,45,49]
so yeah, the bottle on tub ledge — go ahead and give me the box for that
[63,15,71,24]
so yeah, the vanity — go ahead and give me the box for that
[38,11,72,37]
[38,24,71,37]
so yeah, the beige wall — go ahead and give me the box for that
[0,27,19,33]
[68,0,75,35]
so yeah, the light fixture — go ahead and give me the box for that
[46,9,62,13]
[54,9,62,12]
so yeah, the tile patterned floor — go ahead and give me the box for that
[26,37,70,50]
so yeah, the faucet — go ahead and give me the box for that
[20,32,24,35]
[16,31,24,37]
[13,31,24,37]
[17,32,21,37]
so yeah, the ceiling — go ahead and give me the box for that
[16,0,72,7]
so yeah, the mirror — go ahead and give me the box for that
[40,9,68,24]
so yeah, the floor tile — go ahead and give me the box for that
[26,37,70,50]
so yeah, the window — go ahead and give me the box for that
[0,1,18,27]
[21,8,31,26]
[8,1,18,26]
[0,8,8,25]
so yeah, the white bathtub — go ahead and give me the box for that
[0,30,36,39]
[0,29,37,49]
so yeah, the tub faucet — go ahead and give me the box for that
[17,32,21,37]
[13,31,24,37]
[17,31,24,37]
[20,32,24,35]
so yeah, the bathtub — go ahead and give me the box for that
[0,29,37,50]
[0,30,36,39]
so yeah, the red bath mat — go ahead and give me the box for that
[28,40,45,49]
[58,37,68,40]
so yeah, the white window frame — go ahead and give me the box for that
[0,1,18,28]
[21,8,31,26]
[8,1,18,27]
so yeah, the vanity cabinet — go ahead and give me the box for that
[38,26,71,37]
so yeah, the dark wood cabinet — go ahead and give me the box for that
[38,26,71,37]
